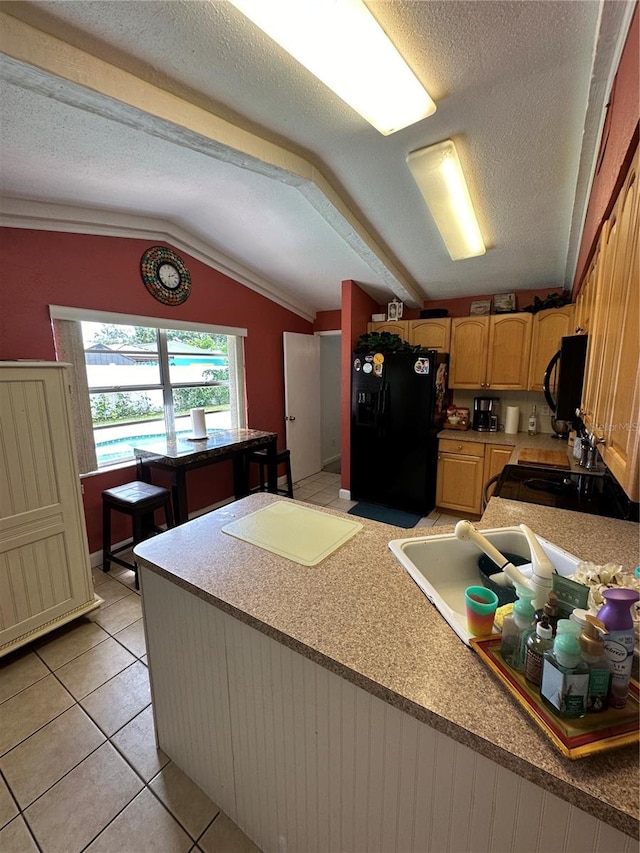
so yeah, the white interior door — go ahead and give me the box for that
[283,332,322,482]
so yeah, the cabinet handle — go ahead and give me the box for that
[457,444,463,450]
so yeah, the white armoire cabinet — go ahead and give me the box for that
[0,362,101,657]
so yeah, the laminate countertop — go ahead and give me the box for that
[437,428,591,472]
[135,493,640,839]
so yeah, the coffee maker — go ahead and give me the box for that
[473,396,499,431]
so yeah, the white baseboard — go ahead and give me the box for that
[321,453,341,466]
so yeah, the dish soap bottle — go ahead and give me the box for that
[540,620,589,718]
[535,590,559,635]
[527,404,538,436]
[500,583,536,671]
[578,615,610,713]
[524,618,554,687]
[597,588,640,709]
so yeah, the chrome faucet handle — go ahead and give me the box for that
[585,442,602,470]
[578,437,591,468]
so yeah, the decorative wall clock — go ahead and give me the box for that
[140,246,192,305]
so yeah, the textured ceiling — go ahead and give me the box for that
[0,0,634,318]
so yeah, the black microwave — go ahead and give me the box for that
[543,334,588,423]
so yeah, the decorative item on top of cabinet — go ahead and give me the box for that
[0,363,101,657]
[387,299,404,320]
[409,317,451,351]
[436,438,485,516]
[450,313,533,390]
[581,145,639,501]
[527,305,575,391]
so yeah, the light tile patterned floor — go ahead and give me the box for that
[0,563,260,853]
[0,467,461,853]
[293,469,464,529]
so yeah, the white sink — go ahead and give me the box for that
[389,527,581,646]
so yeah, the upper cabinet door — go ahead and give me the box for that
[527,306,574,391]
[449,316,490,388]
[409,318,451,352]
[486,313,533,390]
[366,320,411,342]
[599,149,639,500]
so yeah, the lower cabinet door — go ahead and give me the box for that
[436,452,484,515]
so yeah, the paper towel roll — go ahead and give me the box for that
[190,407,207,439]
[504,406,519,435]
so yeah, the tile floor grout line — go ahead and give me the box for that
[16,804,43,853]
[16,738,106,815]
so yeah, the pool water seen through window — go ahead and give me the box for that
[82,321,244,467]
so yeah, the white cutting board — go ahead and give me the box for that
[222,501,363,566]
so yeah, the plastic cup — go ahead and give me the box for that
[465,586,499,637]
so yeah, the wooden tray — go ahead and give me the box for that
[470,635,639,759]
[444,421,471,431]
[517,447,571,469]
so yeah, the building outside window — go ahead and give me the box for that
[79,320,245,468]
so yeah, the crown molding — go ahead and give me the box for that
[0,196,320,321]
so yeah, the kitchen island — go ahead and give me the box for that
[135,494,639,852]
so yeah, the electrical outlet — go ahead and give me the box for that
[541,405,550,416]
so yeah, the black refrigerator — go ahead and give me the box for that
[350,350,449,515]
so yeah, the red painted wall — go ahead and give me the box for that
[340,279,379,491]
[0,228,312,551]
[313,310,341,332]
[573,6,639,292]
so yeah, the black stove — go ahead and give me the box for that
[494,464,639,522]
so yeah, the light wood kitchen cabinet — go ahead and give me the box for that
[367,318,451,351]
[450,313,533,390]
[527,305,575,391]
[579,231,609,430]
[436,438,485,515]
[448,317,489,387]
[409,318,451,351]
[0,362,101,657]
[573,241,601,335]
[483,444,513,503]
[582,147,639,500]
[366,319,411,340]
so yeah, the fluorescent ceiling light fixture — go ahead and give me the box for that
[229,0,436,135]
[406,140,486,260]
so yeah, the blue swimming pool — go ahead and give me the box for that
[96,431,190,466]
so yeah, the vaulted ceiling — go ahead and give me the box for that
[0,1,635,320]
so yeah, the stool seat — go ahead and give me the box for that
[248,448,294,498]
[103,481,171,507]
[102,480,174,589]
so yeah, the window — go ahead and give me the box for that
[80,320,245,468]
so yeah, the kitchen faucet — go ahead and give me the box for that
[455,520,556,609]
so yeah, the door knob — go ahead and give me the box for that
[285,415,296,421]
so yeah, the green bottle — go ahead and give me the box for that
[540,620,589,718]
[500,584,536,671]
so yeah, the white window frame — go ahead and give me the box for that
[50,306,247,468]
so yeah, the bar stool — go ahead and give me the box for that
[102,481,174,589]
[248,448,294,498]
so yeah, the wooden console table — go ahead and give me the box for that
[134,428,278,524]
